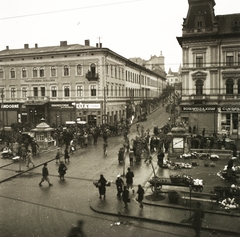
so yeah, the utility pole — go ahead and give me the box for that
[103,87,107,124]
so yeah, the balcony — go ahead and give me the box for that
[85,71,99,81]
[190,94,209,101]
[25,96,50,105]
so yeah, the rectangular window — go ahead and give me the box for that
[0,69,3,79]
[39,67,44,77]
[91,85,96,96]
[33,87,38,97]
[51,66,56,77]
[226,52,234,66]
[64,86,70,97]
[238,53,240,66]
[22,87,27,98]
[33,68,38,77]
[10,69,15,79]
[51,86,57,97]
[196,53,203,67]
[64,66,69,76]
[11,88,16,98]
[77,85,83,97]
[41,87,45,96]
[22,68,27,78]
[76,65,82,76]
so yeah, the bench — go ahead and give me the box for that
[181,191,218,208]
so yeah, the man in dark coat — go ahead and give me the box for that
[126,167,134,193]
[136,184,145,208]
[115,174,124,197]
[188,202,205,237]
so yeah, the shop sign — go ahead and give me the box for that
[76,103,101,109]
[182,106,217,112]
[50,103,74,108]
[221,106,240,112]
[1,104,19,109]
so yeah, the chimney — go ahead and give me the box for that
[85,39,90,46]
[60,41,67,47]
[6,46,9,50]
[100,43,102,48]
[24,44,29,49]
[96,43,99,48]
[35,43,38,48]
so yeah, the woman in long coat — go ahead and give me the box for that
[136,184,145,208]
[98,174,107,199]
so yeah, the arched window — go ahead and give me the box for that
[22,67,27,78]
[76,64,83,76]
[90,63,96,76]
[226,79,234,94]
[196,79,203,95]
[10,68,15,79]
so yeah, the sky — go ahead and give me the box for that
[0,0,239,72]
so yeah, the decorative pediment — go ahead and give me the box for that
[191,71,207,80]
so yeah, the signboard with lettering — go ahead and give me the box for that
[76,103,101,109]
[50,103,74,108]
[221,106,240,112]
[181,106,217,112]
[1,104,19,109]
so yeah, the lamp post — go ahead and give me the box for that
[1,89,4,128]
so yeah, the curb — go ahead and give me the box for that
[89,203,239,236]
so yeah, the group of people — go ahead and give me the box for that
[97,167,145,209]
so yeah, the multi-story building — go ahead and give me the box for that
[177,0,240,137]
[0,40,166,128]
[166,67,181,86]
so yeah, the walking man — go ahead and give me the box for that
[126,167,134,193]
[187,202,205,237]
[115,174,124,197]
[39,163,52,187]
[26,150,35,168]
[136,184,145,208]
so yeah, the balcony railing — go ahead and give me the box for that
[85,71,99,81]
[189,94,209,100]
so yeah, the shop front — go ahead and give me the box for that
[180,105,218,135]
[75,102,101,126]
[0,103,21,127]
[220,106,240,138]
[49,103,75,126]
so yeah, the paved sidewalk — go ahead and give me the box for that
[90,185,240,236]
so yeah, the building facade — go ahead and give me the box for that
[177,0,240,137]
[0,40,166,128]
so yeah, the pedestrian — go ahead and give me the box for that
[129,150,134,166]
[21,143,27,161]
[58,161,67,181]
[97,174,107,199]
[103,141,108,156]
[157,149,165,166]
[187,202,205,237]
[83,132,88,147]
[64,148,70,163]
[26,150,35,168]
[31,139,40,156]
[136,184,145,208]
[126,167,134,193]
[115,174,124,198]
[136,122,140,134]
[122,186,129,208]
[39,163,52,187]
[70,139,75,154]
[55,147,61,164]
[67,220,86,237]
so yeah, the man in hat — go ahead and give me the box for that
[115,174,124,197]
[39,163,52,187]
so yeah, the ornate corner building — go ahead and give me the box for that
[177,0,240,138]
[0,40,166,127]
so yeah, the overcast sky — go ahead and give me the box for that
[0,0,239,72]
